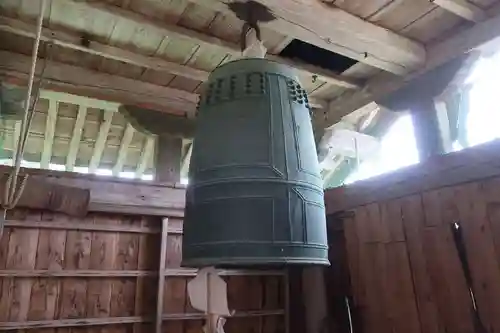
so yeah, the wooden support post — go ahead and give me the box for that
[410,98,448,161]
[155,135,182,183]
[156,217,169,333]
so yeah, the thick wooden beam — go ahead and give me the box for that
[62,1,360,88]
[66,105,87,172]
[0,165,187,217]
[0,51,198,115]
[135,135,155,178]
[41,99,58,168]
[113,123,135,176]
[0,16,210,82]
[155,135,183,183]
[325,11,500,129]
[432,0,486,22]
[189,0,426,74]
[88,110,113,174]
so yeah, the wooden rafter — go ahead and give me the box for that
[66,105,87,172]
[88,110,113,174]
[324,11,500,129]
[135,135,155,179]
[112,123,135,176]
[188,0,426,74]
[59,1,360,89]
[41,99,58,169]
[432,0,486,22]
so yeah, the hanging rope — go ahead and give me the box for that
[0,0,47,236]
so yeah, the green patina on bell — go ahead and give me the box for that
[182,58,329,267]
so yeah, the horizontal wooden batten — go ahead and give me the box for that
[0,268,284,277]
[0,165,186,217]
[0,310,285,330]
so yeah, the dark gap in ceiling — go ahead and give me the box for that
[279,39,358,73]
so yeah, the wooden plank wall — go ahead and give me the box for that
[0,208,286,333]
[325,174,500,333]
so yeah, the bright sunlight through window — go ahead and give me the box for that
[346,51,500,184]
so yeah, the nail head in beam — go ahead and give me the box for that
[431,0,486,22]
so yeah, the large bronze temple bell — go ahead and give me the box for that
[182,59,329,267]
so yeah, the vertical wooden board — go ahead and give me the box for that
[421,190,442,226]
[356,242,390,333]
[342,216,360,307]
[58,217,92,319]
[401,195,443,333]
[5,209,40,322]
[353,205,371,244]
[28,212,67,321]
[164,223,186,319]
[421,223,474,332]
[184,319,204,333]
[228,276,263,311]
[135,217,158,326]
[351,206,371,314]
[384,242,421,333]
[166,234,183,268]
[226,317,260,333]
[0,211,12,322]
[110,216,140,317]
[365,202,390,243]
[454,182,500,333]
[163,320,184,333]
[263,276,280,310]
[164,277,186,313]
[380,199,405,242]
[87,214,118,318]
[484,177,500,270]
